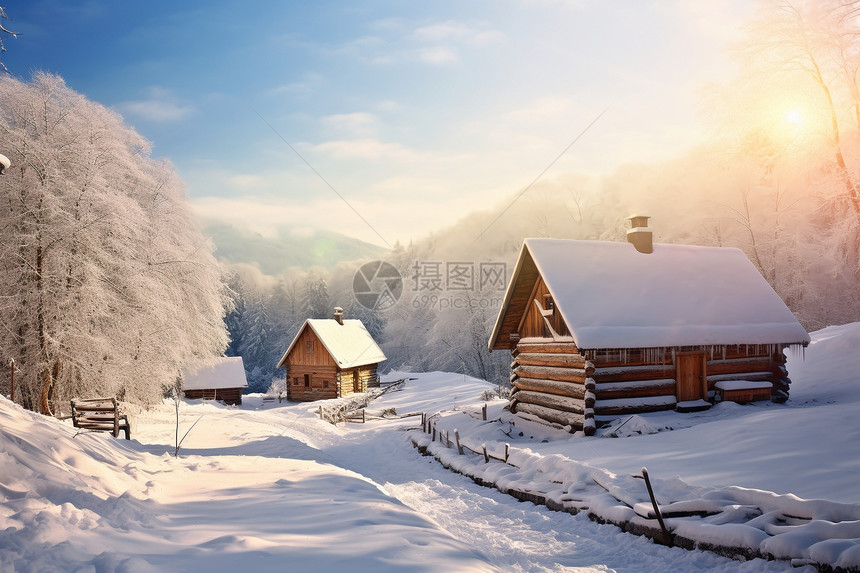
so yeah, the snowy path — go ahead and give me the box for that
[172,399,797,573]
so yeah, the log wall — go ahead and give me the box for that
[509,340,793,433]
[286,364,339,402]
[287,363,379,402]
[509,339,594,435]
[183,387,244,406]
[336,365,378,397]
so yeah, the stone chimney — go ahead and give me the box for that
[333,307,344,325]
[626,215,653,254]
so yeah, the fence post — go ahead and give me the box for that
[454,429,464,455]
[641,467,672,546]
[505,443,510,463]
[482,443,489,463]
[9,358,14,402]
[432,424,436,442]
[421,412,426,432]
[482,403,487,421]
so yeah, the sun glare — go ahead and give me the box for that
[785,108,803,126]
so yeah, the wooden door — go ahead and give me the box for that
[676,353,706,402]
[353,370,360,393]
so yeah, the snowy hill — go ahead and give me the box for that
[205,223,386,274]
[1,325,859,571]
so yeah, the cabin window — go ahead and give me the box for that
[323,380,329,389]
[292,377,299,386]
[306,339,315,353]
[304,374,310,387]
[543,294,555,314]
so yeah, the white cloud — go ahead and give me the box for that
[408,21,504,65]
[267,73,324,97]
[311,138,425,162]
[412,22,469,42]
[321,113,379,136]
[504,96,583,126]
[411,21,505,46]
[117,87,194,123]
[227,174,266,191]
[375,100,403,112]
[419,46,458,64]
[341,18,503,67]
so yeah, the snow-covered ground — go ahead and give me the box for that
[0,324,858,572]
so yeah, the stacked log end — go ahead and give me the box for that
[509,341,587,433]
[583,377,596,436]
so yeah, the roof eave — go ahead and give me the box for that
[488,241,535,352]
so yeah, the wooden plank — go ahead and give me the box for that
[516,363,594,383]
[75,423,116,430]
[594,397,677,416]
[707,372,774,384]
[514,390,584,414]
[705,357,776,376]
[72,405,117,412]
[513,376,585,399]
[718,385,772,403]
[514,402,584,429]
[591,364,676,383]
[516,353,587,368]
[516,341,579,355]
[593,379,675,400]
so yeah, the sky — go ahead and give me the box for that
[0,1,754,247]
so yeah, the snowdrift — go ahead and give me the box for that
[0,397,492,572]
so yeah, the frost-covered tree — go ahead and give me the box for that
[303,270,330,319]
[0,7,17,74]
[0,72,229,413]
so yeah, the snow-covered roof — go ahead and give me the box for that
[182,356,249,390]
[277,318,386,369]
[489,238,810,350]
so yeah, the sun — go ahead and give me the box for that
[785,108,803,126]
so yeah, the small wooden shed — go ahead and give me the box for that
[488,219,810,435]
[181,356,249,405]
[277,308,386,402]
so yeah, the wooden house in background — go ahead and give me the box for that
[182,356,249,405]
[488,217,810,436]
[277,307,386,402]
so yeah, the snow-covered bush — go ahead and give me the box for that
[266,376,286,398]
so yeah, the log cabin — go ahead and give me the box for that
[277,308,386,402]
[181,356,249,405]
[488,217,810,436]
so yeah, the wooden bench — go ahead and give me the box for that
[70,397,131,439]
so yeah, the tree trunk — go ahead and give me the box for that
[38,360,60,416]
